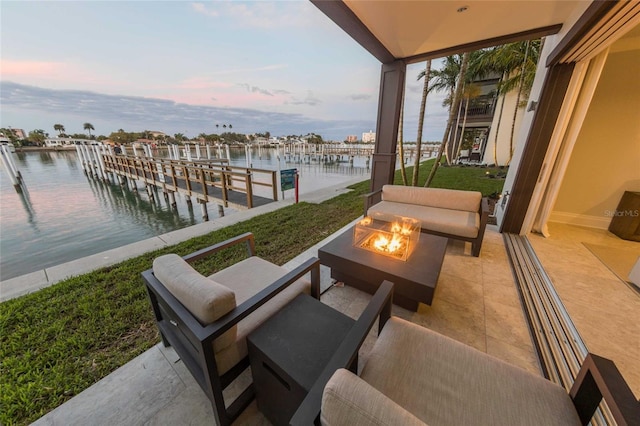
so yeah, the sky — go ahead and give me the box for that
[1,1,449,141]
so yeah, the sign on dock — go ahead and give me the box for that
[280,168,297,191]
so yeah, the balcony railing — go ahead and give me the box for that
[461,96,496,119]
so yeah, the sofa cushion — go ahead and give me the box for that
[210,256,310,375]
[360,318,581,426]
[381,185,481,213]
[153,254,237,354]
[321,368,427,426]
[368,201,479,238]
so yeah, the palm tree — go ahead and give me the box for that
[53,124,65,137]
[174,133,185,142]
[425,52,470,187]
[451,83,482,161]
[229,124,232,129]
[223,124,227,129]
[475,39,542,164]
[414,60,432,186]
[83,122,94,139]
[216,124,219,131]
[397,94,408,185]
[425,56,461,165]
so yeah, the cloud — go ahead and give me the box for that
[289,91,321,106]
[349,94,372,101]
[193,2,315,30]
[191,3,219,17]
[273,89,291,95]
[0,82,371,140]
[176,77,232,90]
[1,60,69,77]
[208,64,288,76]
[237,83,273,97]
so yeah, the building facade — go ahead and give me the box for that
[362,130,375,143]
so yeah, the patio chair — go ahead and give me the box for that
[291,315,640,426]
[141,232,320,426]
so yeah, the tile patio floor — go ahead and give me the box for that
[528,222,640,397]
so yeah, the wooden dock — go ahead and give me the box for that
[97,154,278,215]
[281,144,437,164]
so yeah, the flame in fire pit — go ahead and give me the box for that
[354,216,420,261]
[390,221,413,236]
[372,232,404,253]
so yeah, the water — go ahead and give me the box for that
[0,148,371,281]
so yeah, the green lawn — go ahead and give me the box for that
[0,160,505,425]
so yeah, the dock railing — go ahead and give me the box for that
[101,154,278,210]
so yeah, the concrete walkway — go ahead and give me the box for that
[0,177,365,302]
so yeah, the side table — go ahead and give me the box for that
[247,293,355,426]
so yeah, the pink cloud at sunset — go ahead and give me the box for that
[1,59,134,93]
[175,77,234,90]
[1,60,69,77]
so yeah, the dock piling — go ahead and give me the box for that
[0,145,21,191]
[199,200,209,221]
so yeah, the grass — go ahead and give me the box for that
[0,160,505,425]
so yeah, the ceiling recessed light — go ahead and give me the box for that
[457,6,469,13]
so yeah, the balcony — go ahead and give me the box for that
[31,220,638,425]
[459,96,497,124]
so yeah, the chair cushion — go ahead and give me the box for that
[152,254,237,353]
[321,369,427,426]
[381,185,481,213]
[368,201,479,238]
[210,256,311,375]
[360,317,581,426]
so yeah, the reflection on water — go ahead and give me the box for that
[1,151,204,280]
[0,148,374,280]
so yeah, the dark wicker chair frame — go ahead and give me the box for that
[364,188,490,257]
[142,232,320,426]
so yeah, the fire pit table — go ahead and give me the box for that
[319,218,448,311]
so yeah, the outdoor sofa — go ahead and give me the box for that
[365,185,490,256]
[291,304,640,426]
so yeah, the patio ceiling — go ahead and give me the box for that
[312,0,587,63]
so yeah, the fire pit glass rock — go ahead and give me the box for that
[353,214,421,261]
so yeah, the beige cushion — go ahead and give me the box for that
[154,254,311,376]
[360,318,581,426]
[381,185,481,213]
[153,254,237,353]
[368,201,479,238]
[210,256,311,375]
[321,369,427,426]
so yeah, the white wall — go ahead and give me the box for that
[550,48,640,229]
[482,90,526,166]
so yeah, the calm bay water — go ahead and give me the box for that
[0,148,371,281]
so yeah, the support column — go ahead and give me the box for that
[371,60,406,192]
[217,204,224,217]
